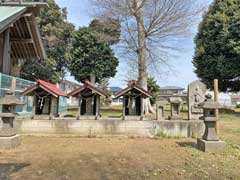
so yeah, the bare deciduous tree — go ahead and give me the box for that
[90,0,205,114]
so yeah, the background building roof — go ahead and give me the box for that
[160,86,185,90]
[110,87,122,93]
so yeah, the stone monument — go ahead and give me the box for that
[168,97,182,120]
[197,94,226,152]
[0,92,23,148]
[156,101,168,120]
[188,80,206,120]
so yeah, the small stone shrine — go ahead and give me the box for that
[197,94,226,152]
[169,97,182,120]
[68,80,107,120]
[156,101,168,120]
[0,92,23,148]
[115,80,151,120]
[188,80,206,120]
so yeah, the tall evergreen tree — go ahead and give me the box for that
[193,0,240,92]
[69,27,119,83]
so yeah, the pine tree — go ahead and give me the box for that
[193,0,240,92]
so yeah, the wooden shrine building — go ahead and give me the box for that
[0,1,47,76]
[115,80,151,120]
[68,80,107,120]
[22,80,67,119]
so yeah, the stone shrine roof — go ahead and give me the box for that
[169,97,182,104]
[68,80,107,97]
[115,80,151,98]
[199,94,222,109]
[22,80,67,97]
[0,92,24,105]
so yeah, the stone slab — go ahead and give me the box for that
[33,115,51,120]
[0,135,21,149]
[197,138,226,153]
[188,80,206,120]
[169,116,182,120]
[124,116,143,121]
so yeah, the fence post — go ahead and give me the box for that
[214,79,219,135]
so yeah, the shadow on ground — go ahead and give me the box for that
[176,141,197,149]
[0,163,30,179]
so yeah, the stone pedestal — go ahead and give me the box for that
[156,101,167,120]
[0,135,21,149]
[169,97,182,120]
[197,139,226,153]
[202,118,219,141]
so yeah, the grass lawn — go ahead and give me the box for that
[0,113,240,180]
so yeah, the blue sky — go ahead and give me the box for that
[56,0,213,89]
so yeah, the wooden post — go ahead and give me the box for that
[10,77,16,94]
[140,97,144,120]
[122,96,125,120]
[2,28,10,75]
[0,33,4,71]
[95,95,99,120]
[156,102,159,120]
[32,93,36,119]
[77,96,82,120]
[214,79,219,135]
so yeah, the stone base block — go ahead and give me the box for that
[0,135,21,149]
[33,115,51,120]
[197,138,226,153]
[169,116,182,120]
[124,116,143,121]
[80,116,99,120]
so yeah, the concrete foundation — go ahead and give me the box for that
[0,135,21,149]
[13,119,205,138]
[197,139,226,153]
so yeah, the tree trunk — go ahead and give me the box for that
[134,0,154,114]
[90,73,96,84]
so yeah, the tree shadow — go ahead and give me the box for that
[176,141,197,149]
[0,163,30,180]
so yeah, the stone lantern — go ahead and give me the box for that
[197,94,226,152]
[0,92,24,148]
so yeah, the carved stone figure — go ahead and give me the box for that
[188,80,206,120]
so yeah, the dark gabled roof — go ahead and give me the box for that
[68,80,107,97]
[160,86,185,90]
[22,79,67,97]
[110,86,122,92]
[115,80,151,98]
